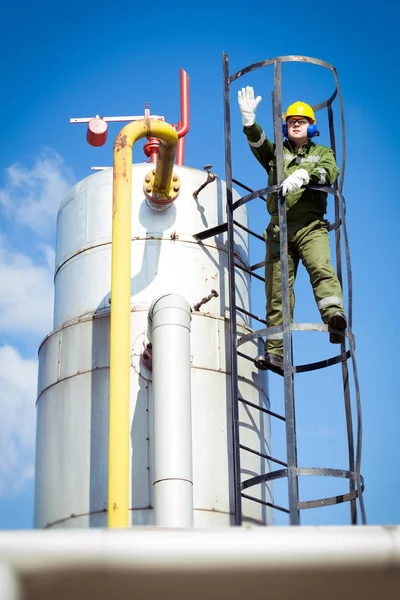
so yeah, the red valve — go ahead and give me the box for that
[143,138,160,163]
[86,118,108,147]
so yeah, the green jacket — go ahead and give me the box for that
[244,123,340,226]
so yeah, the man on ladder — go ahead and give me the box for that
[238,86,346,372]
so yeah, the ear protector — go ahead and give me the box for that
[282,122,318,138]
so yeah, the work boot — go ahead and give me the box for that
[254,352,283,372]
[328,312,347,344]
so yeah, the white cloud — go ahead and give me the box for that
[0,151,73,504]
[0,346,37,497]
[38,243,56,271]
[0,242,53,337]
[0,149,75,236]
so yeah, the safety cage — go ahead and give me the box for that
[194,54,365,526]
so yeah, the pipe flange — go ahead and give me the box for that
[143,170,181,211]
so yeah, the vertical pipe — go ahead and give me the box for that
[109,120,178,529]
[273,60,300,525]
[223,51,242,526]
[176,69,190,137]
[176,69,190,166]
[108,132,133,529]
[150,294,193,527]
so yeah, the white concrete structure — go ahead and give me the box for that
[1,527,399,599]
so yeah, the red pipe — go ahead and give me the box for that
[176,69,189,165]
[176,121,183,166]
[177,69,189,137]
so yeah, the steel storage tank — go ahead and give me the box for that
[34,163,273,528]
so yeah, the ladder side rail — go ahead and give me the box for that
[223,51,242,526]
[273,59,300,525]
[328,101,357,524]
[340,191,367,524]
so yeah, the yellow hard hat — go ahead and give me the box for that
[285,101,316,124]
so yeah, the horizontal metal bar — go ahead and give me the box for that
[232,178,267,201]
[241,492,290,514]
[240,444,288,468]
[233,220,265,242]
[233,185,281,211]
[239,397,286,422]
[237,325,283,347]
[193,223,227,241]
[294,350,351,374]
[236,306,267,325]
[229,55,336,85]
[70,115,165,123]
[298,487,363,510]
[295,467,364,482]
[235,262,265,282]
[237,350,256,363]
[250,260,265,271]
[242,469,288,490]
[193,220,264,243]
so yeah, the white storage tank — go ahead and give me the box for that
[34,163,273,528]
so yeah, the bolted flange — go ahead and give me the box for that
[143,170,181,211]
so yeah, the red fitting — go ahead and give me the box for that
[86,118,108,147]
[143,138,160,163]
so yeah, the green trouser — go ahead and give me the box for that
[265,219,345,357]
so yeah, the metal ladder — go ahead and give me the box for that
[194,53,366,526]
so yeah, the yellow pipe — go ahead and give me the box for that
[154,137,178,192]
[108,119,178,528]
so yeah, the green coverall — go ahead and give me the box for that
[243,122,344,357]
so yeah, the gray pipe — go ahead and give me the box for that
[148,294,193,527]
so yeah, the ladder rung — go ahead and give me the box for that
[233,219,265,242]
[236,306,267,325]
[239,444,288,467]
[239,397,286,422]
[235,262,265,283]
[237,350,255,363]
[250,260,265,271]
[241,492,290,514]
[192,222,227,240]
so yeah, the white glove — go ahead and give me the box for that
[238,86,262,127]
[282,168,310,196]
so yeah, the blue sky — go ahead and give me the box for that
[0,0,398,529]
